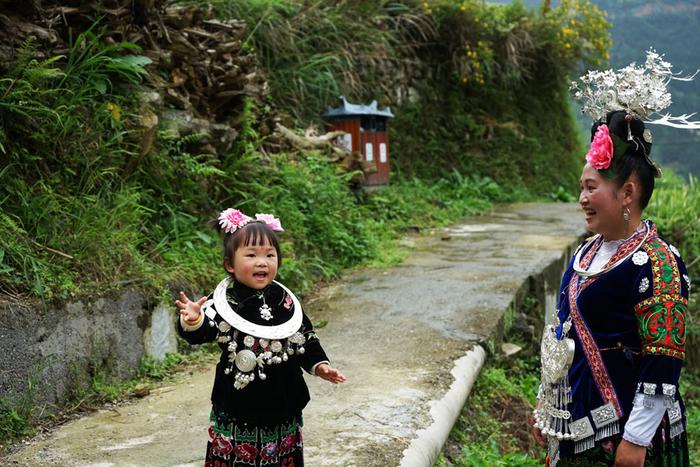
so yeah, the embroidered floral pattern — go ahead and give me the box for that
[639,277,650,293]
[206,415,303,465]
[235,443,259,462]
[634,239,686,359]
[635,295,686,359]
[683,274,691,291]
[643,240,681,296]
[211,435,234,458]
[260,441,278,462]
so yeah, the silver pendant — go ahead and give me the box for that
[259,303,273,321]
[243,335,255,348]
[235,349,257,372]
[289,332,306,345]
[541,320,575,385]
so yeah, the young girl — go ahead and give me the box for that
[176,208,345,467]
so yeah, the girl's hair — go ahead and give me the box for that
[591,110,656,209]
[209,220,282,273]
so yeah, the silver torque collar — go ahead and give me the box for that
[572,222,650,278]
[210,277,303,339]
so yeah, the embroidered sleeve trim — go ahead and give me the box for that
[634,294,687,359]
[180,313,205,331]
[632,237,687,359]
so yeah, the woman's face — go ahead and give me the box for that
[579,163,627,240]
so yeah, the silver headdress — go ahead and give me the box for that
[571,48,700,129]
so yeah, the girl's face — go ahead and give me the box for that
[225,238,279,289]
[579,163,627,240]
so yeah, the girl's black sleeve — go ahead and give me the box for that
[176,295,219,345]
[298,313,330,374]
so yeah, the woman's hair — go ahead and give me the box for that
[591,110,656,209]
[209,220,283,273]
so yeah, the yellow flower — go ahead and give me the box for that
[106,102,121,121]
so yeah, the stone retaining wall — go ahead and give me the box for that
[0,290,178,409]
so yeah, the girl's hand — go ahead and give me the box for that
[175,291,207,323]
[315,363,346,384]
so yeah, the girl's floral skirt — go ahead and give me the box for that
[204,411,303,467]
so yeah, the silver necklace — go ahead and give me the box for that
[572,222,649,278]
[211,277,303,340]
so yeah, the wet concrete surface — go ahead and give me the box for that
[5,203,586,467]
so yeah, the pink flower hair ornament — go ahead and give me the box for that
[585,124,631,175]
[218,208,284,234]
[255,213,284,232]
[586,124,614,170]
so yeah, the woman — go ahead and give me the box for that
[533,108,691,466]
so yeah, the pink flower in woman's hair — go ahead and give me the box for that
[586,124,614,170]
[219,208,252,234]
[255,213,284,232]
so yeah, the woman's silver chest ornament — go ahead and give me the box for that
[533,314,576,465]
[216,320,308,390]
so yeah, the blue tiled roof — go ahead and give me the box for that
[324,96,394,118]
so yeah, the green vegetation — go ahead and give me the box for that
[497,0,700,176]
[1,0,610,304]
[436,345,544,466]
[211,0,609,187]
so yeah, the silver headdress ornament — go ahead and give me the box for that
[571,48,700,129]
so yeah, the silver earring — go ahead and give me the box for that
[623,207,630,233]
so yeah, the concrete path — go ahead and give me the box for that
[5,203,586,467]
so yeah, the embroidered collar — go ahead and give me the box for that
[209,276,303,339]
[573,221,650,278]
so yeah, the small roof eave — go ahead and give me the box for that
[324,96,394,118]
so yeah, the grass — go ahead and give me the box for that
[437,347,544,466]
